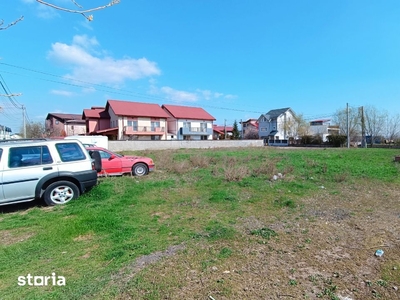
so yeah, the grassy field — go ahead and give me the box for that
[0,147,399,299]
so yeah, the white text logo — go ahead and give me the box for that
[17,273,66,286]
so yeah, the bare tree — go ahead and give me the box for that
[332,107,360,145]
[244,128,259,139]
[0,16,24,30]
[1,0,119,29]
[281,113,310,140]
[384,112,400,142]
[22,122,46,138]
[36,0,120,21]
[363,105,386,145]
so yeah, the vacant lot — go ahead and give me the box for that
[0,147,399,299]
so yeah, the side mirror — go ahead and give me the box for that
[109,154,117,160]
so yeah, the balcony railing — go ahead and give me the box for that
[124,126,165,134]
[181,127,213,135]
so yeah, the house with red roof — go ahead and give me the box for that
[45,113,86,137]
[212,125,233,140]
[82,107,110,135]
[96,100,170,140]
[161,104,216,140]
[240,118,259,139]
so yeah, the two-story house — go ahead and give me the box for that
[258,107,297,145]
[45,113,86,137]
[309,119,340,142]
[82,106,110,135]
[104,100,170,140]
[240,119,259,139]
[161,104,215,140]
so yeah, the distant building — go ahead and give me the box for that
[45,113,86,136]
[258,108,297,145]
[309,119,340,142]
[240,119,259,139]
[0,125,12,140]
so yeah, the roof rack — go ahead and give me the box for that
[0,138,48,143]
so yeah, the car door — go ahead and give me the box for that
[98,150,123,175]
[1,146,55,203]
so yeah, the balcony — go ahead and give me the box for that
[123,126,165,135]
[181,127,213,135]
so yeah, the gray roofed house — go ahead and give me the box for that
[258,107,297,144]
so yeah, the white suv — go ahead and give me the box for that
[0,139,100,206]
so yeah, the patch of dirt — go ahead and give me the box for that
[0,229,35,246]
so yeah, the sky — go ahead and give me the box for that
[1,0,400,133]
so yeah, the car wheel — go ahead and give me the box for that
[89,150,102,172]
[43,181,80,206]
[132,163,148,176]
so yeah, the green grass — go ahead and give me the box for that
[1,147,399,299]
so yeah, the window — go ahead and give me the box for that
[56,143,86,162]
[8,146,53,168]
[151,121,160,131]
[151,135,160,140]
[133,121,138,131]
[55,120,59,125]
[201,135,208,140]
[99,150,111,159]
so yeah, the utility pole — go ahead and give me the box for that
[360,106,367,148]
[224,119,227,139]
[346,103,350,148]
[240,119,243,140]
[22,105,26,138]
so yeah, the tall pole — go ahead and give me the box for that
[240,119,243,140]
[224,119,227,139]
[22,105,26,138]
[360,106,366,148]
[346,103,350,148]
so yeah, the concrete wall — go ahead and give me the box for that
[109,139,264,151]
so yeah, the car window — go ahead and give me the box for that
[8,146,54,168]
[98,150,112,159]
[56,143,86,162]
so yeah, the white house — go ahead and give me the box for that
[258,107,297,145]
[161,104,215,140]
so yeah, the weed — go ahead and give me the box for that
[274,196,297,209]
[289,279,297,286]
[250,227,277,240]
[218,247,233,259]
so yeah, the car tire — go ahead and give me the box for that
[43,181,80,206]
[132,163,148,176]
[89,150,102,172]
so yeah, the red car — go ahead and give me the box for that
[86,146,154,176]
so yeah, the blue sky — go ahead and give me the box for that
[1,0,400,133]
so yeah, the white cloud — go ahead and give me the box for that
[47,35,161,85]
[151,85,237,103]
[161,87,198,102]
[50,89,74,96]
[224,94,238,99]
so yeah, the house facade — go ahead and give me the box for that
[103,100,170,141]
[161,105,215,140]
[82,107,110,135]
[240,119,259,139]
[45,113,86,137]
[213,125,233,140]
[309,119,340,142]
[258,107,297,145]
